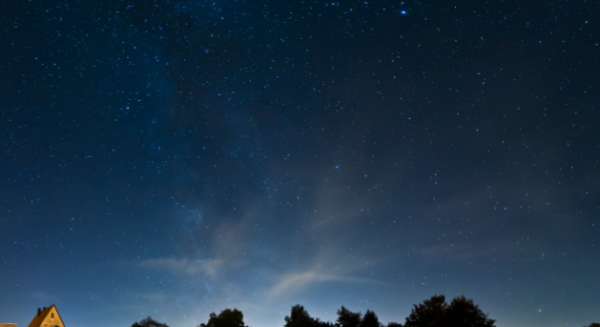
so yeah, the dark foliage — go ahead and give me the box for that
[131,294,497,327]
[314,318,335,327]
[386,322,403,327]
[404,295,447,327]
[131,316,169,327]
[285,305,335,327]
[337,306,362,327]
[404,295,495,327]
[444,296,495,327]
[586,324,600,327]
[285,305,315,327]
[200,308,247,327]
[359,310,381,327]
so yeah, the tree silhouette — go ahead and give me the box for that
[336,306,362,327]
[444,296,495,327]
[200,309,247,327]
[404,295,447,327]
[404,295,495,327]
[313,318,334,327]
[131,316,169,327]
[285,305,315,327]
[359,310,381,327]
[586,324,600,327]
[386,322,403,327]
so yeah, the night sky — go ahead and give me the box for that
[1,1,599,327]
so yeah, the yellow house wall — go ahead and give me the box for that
[38,307,64,327]
[0,324,17,327]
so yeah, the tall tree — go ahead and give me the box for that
[404,295,447,327]
[336,306,362,327]
[285,305,315,327]
[131,316,169,327]
[444,296,495,327]
[201,309,247,327]
[359,310,381,327]
[404,295,495,327]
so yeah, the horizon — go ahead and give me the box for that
[2,290,592,327]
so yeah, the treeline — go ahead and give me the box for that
[130,294,600,327]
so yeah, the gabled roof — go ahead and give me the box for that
[28,305,65,327]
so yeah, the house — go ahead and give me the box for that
[27,305,65,327]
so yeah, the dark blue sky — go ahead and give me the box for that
[1,1,599,327]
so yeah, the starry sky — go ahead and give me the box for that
[1,1,599,327]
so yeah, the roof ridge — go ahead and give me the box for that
[27,304,62,327]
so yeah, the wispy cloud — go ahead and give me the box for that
[268,267,381,299]
[141,258,225,277]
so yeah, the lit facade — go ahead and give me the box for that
[27,306,64,327]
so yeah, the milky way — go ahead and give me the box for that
[1,1,598,327]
